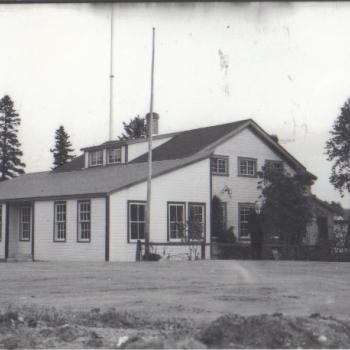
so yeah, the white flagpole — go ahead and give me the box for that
[108,3,115,141]
[145,28,155,257]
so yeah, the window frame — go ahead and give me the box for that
[107,148,122,164]
[188,202,206,241]
[53,201,67,242]
[88,150,103,167]
[238,203,255,241]
[167,202,186,242]
[77,200,91,243]
[211,155,229,176]
[238,157,258,177]
[19,206,31,241]
[127,201,146,243]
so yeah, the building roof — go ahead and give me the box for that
[0,152,210,202]
[53,154,85,173]
[131,119,315,179]
[132,119,249,162]
[81,131,179,152]
[0,117,317,201]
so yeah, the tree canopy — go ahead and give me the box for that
[50,125,75,169]
[118,115,147,141]
[325,97,350,196]
[0,95,25,181]
[258,166,314,245]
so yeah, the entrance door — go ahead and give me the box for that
[7,203,32,261]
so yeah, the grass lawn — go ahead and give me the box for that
[0,259,349,321]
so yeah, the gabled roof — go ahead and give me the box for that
[131,119,315,178]
[132,119,250,162]
[0,152,210,202]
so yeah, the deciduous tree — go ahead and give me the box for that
[258,167,314,245]
[325,97,350,196]
[118,115,147,140]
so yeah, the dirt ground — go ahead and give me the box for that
[0,260,350,348]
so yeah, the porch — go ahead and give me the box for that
[3,201,34,261]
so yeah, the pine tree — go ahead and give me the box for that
[50,126,75,169]
[118,115,147,140]
[0,95,25,181]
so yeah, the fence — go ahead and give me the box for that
[211,242,350,261]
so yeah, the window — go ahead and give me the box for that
[168,203,185,240]
[19,206,31,241]
[107,148,122,164]
[211,156,229,175]
[238,157,257,177]
[54,201,66,242]
[89,150,103,167]
[265,160,284,172]
[128,202,146,241]
[0,205,2,241]
[188,203,205,240]
[77,200,91,242]
[238,203,254,240]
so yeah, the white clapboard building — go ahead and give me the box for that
[0,116,332,262]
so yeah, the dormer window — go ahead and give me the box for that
[89,150,103,167]
[107,148,122,164]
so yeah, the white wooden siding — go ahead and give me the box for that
[0,204,5,259]
[34,198,106,261]
[212,128,296,241]
[109,158,211,261]
[127,137,172,162]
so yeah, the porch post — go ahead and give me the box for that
[4,203,9,260]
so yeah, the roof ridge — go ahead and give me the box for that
[80,118,252,152]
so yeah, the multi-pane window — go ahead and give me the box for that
[54,201,66,242]
[107,148,122,164]
[0,205,2,241]
[128,202,146,241]
[77,200,91,242]
[89,150,103,167]
[211,157,229,175]
[168,203,185,240]
[265,160,284,172]
[19,206,31,241]
[239,204,254,239]
[238,157,257,177]
[188,203,205,240]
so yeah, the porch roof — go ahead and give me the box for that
[0,152,210,202]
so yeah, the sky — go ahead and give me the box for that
[0,1,349,207]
